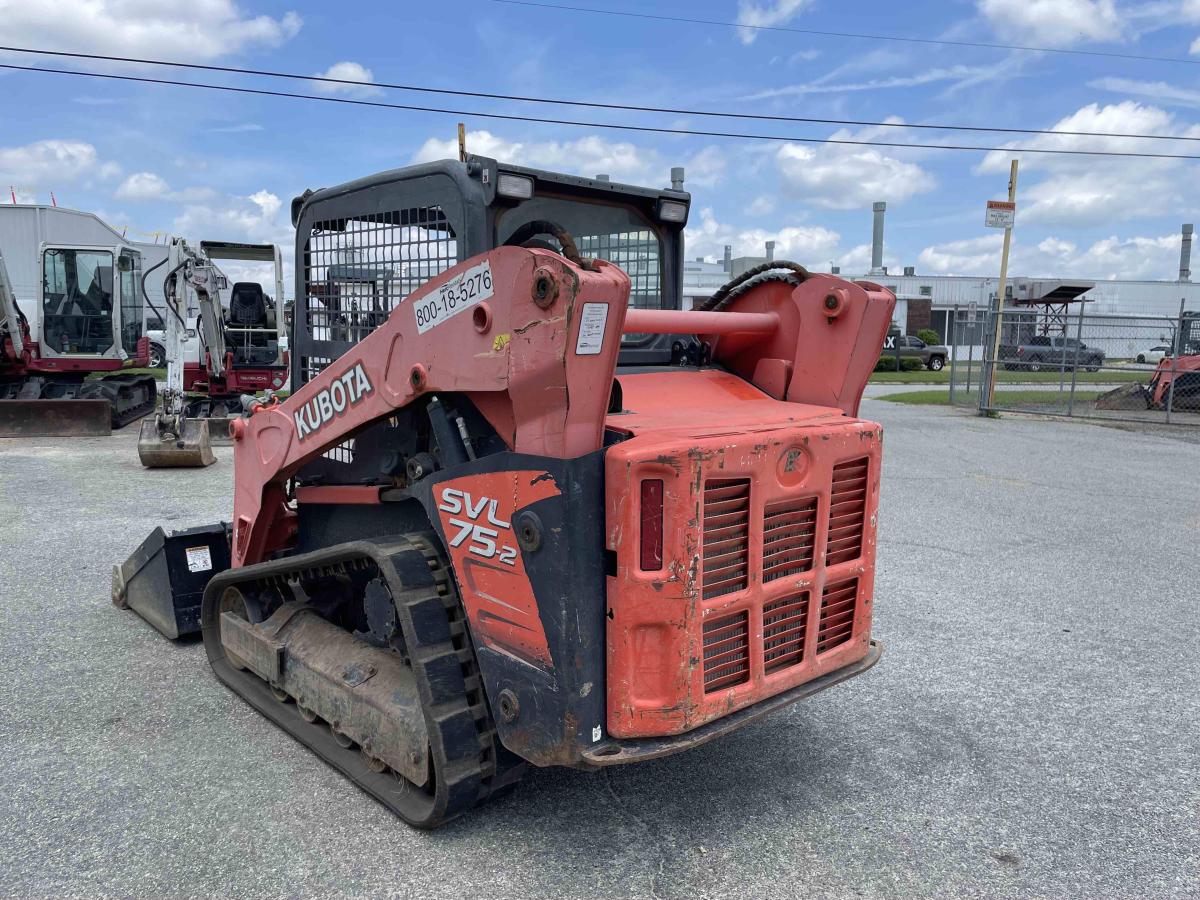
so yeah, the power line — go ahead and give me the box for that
[5,62,1200,161]
[2,43,1198,144]
[492,0,1200,66]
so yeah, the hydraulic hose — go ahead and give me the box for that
[696,260,811,312]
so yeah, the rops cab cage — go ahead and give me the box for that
[289,154,690,391]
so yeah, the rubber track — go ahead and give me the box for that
[200,534,523,827]
[87,374,157,428]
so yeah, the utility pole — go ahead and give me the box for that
[986,159,1019,411]
[457,123,467,163]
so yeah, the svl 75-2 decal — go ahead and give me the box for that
[437,487,518,566]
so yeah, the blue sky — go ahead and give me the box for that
[3,0,1200,292]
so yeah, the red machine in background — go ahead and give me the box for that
[0,243,154,436]
[1147,311,1200,410]
[116,157,893,828]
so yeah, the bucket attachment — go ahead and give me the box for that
[1095,383,1150,411]
[0,398,112,437]
[137,414,216,467]
[113,522,231,638]
[203,416,238,445]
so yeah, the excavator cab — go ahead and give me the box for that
[39,245,146,360]
[0,242,154,436]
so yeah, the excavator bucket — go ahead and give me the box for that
[137,416,216,467]
[0,398,112,437]
[1096,382,1150,411]
[202,416,237,444]
[113,523,230,638]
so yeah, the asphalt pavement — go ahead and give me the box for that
[0,402,1196,899]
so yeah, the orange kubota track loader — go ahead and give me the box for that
[115,157,894,827]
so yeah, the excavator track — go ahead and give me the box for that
[200,533,525,828]
[86,374,157,428]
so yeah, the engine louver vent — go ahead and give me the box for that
[817,577,858,654]
[762,592,809,673]
[762,496,818,583]
[702,478,750,600]
[702,610,751,692]
[826,458,868,566]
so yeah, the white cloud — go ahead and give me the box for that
[116,172,170,201]
[976,101,1200,226]
[918,234,1004,274]
[313,61,381,97]
[0,0,301,61]
[685,207,841,264]
[1092,76,1200,108]
[977,0,1121,47]
[0,139,99,194]
[174,189,292,295]
[115,171,214,203]
[775,121,936,209]
[917,230,1183,279]
[212,123,266,134]
[736,0,814,44]
[745,194,777,216]
[835,242,904,273]
[175,190,286,244]
[413,130,726,188]
[745,62,1011,100]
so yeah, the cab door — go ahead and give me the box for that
[117,249,144,357]
[39,245,117,359]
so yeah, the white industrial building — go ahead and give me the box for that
[683,204,1200,348]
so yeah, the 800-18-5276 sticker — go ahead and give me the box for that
[413,260,494,335]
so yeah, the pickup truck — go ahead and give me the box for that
[1001,335,1104,372]
[881,333,950,371]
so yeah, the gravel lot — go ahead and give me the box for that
[1,402,1197,899]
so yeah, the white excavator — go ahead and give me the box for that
[136,238,287,466]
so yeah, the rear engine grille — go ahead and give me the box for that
[762,496,818,583]
[826,458,868,565]
[702,610,750,691]
[817,577,859,654]
[762,592,809,673]
[702,478,750,600]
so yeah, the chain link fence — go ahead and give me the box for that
[945,301,1200,426]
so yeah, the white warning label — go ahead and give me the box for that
[575,303,609,356]
[185,546,213,573]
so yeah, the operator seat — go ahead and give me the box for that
[227,282,269,328]
[224,282,278,367]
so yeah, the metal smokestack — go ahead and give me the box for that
[766,240,776,261]
[670,167,685,191]
[1180,223,1193,282]
[870,201,886,274]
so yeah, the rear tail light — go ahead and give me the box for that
[639,479,664,571]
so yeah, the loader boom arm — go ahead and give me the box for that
[228,249,894,568]
[229,247,631,567]
[0,249,25,357]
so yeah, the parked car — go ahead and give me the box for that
[1000,335,1104,372]
[887,334,949,371]
[1135,345,1172,365]
[145,313,200,370]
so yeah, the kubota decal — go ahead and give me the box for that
[435,470,562,669]
[293,362,373,440]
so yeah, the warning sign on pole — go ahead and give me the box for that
[985,200,1016,229]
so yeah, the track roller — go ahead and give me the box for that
[200,534,526,828]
